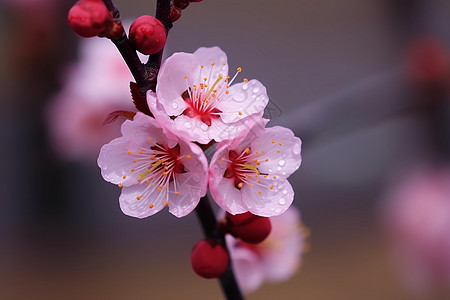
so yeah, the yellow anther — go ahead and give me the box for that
[164,185,167,189]
[238,182,244,189]
[221,157,225,162]
[270,185,274,190]
[222,62,226,65]
[123,175,127,179]
[127,151,132,155]
[184,75,187,79]
[243,78,248,83]
[261,150,264,153]
[186,155,191,159]
[204,77,207,81]
[131,169,135,172]
[249,183,254,187]
[264,175,268,178]
[175,191,180,195]
[133,160,137,163]
[200,65,204,68]
[139,160,162,179]
[244,148,250,154]
[136,196,141,200]
[118,183,123,188]
[157,186,162,191]
[149,204,154,208]
[272,139,275,144]
[237,67,242,72]
[255,152,259,154]
[257,180,261,183]
[238,111,243,116]
[137,179,141,183]
[273,176,277,179]
[265,159,269,162]
[277,150,280,153]
[279,142,282,146]
[225,91,229,94]
[138,150,143,154]
[148,138,152,142]
[211,62,215,66]
[145,180,150,184]
[164,201,169,206]
[257,190,262,195]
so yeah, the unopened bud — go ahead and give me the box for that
[174,0,190,10]
[191,240,229,279]
[227,212,272,244]
[129,15,166,55]
[170,6,182,22]
[67,0,113,38]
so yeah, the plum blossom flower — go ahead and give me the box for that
[209,119,302,217]
[226,207,306,293]
[98,113,208,218]
[379,167,450,294]
[46,25,144,161]
[147,46,269,144]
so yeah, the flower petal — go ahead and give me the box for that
[156,52,196,115]
[209,145,247,214]
[251,126,302,178]
[241,178,294,217]
[217,80,268,124]
[193,46,228,81]
[119,183,166,218]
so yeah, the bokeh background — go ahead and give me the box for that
[1,0,450,299]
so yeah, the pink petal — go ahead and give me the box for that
[217,80,269,124]
[119,183,167,218]
[241,178,294,217]
[156,52,195,115]
[209,146,247,214]
[192,46,228,81]
[251,126,302,178]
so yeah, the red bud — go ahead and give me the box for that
[191,240,229,279]
[227,212,272,244]
[170,6,182,22]
[129,15,166,55]
[67,0,113,38]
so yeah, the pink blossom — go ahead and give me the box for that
[380,167,450,293]
[147,46,269,144]
[98,113,208,218]
[46,31,143,160]
[209,119,302,217]
[227,207,306,293]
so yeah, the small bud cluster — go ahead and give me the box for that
[190,211,271,279]
[170,0,203,22]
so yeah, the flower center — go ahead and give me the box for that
[224,147,263,189]
[139,143,186,183]
[180,63,245,126]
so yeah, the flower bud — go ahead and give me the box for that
[67,0,113,38]
[191,240,229,279]
[129,15,166,55]
[174,0,190,10]
[227,212,272,244]
[170,6,182,22]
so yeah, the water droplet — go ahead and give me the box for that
[278,160,286,167]
[232,90,245,102]
[253,86,260,93]
[172,102,178,109]
[242,83,248,90]
[275,208,282,214]
[293,143,301,155]
[200,124,208,131]
[282,189,288,195]
[184,122,192,129]
[277,166,282,171]
[279,197,286,205]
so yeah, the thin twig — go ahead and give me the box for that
[195,196,245,300]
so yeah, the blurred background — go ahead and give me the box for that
[1,0,450,299]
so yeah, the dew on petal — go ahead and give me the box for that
[282,189,288,195]
[279,197,286,205]
[184,122,193,129]
[232,90,246,102]
[293,143,301,155]
[253,86,260,93]
[172,102,179,109]
[279,160,286,167]
[242,83,249,90]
